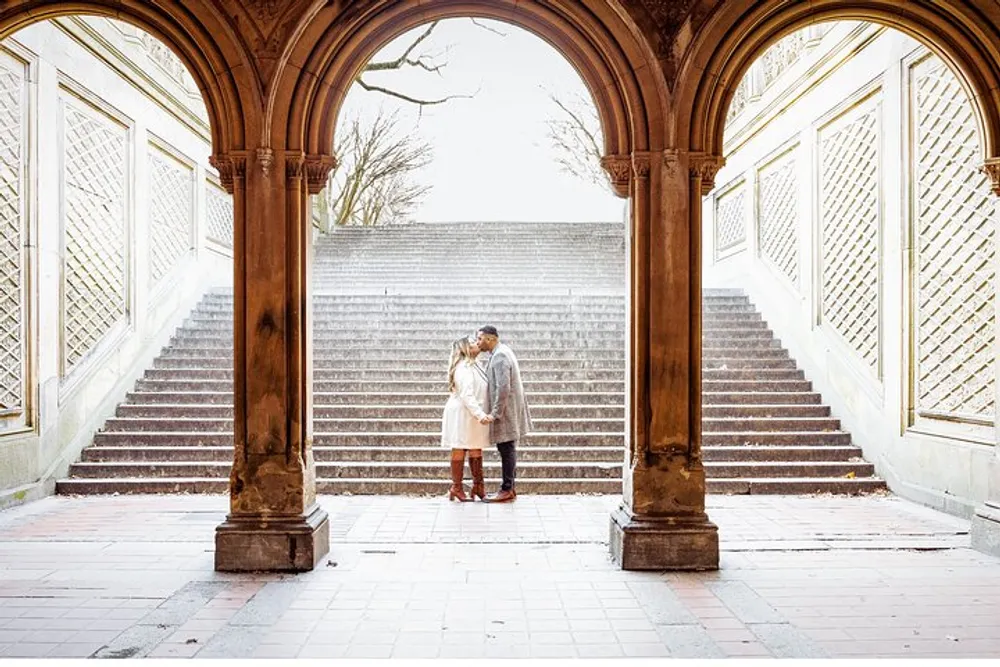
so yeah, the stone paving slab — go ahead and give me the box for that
[0,494,997,658]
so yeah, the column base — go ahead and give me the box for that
[609,505,719,570]
[215,504,329,572]
[971,501,1000,558]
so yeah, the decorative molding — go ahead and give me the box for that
[286,153,305,180]
[689,153,725,195]
[981,158,1000,196]
[210,153,247,194]
[304,154,337,195]
[256,147,274,178]
[246,0,281,23]
[632,151,651,179]
[600,154,631,198]
[663,149,680,179]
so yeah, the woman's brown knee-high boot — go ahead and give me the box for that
[468,455,485,501]
[448,450,468,502]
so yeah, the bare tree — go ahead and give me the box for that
[544,89,611,192]
[326,108,432,227]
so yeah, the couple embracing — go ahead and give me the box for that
[441,325,532,503]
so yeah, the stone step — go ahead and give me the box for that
[90,429,855,448]
[702,369,804,380]
[81,444,863,464]
[140,377,628,392]
[123,391,626,406]
[100,417,626,433]
[121,389,821,407]
[56,476,884,496]
[158,343,784,358]
[157,348,630,360]
[113,403,628,420]
[67,460,622,480]
[111,401,829,420]
[703,431,851,445]
[702,391,819,405]
[137,369,625,385]
[65,459,874,481]
[702,417,840,432]
[91,431,627,447]
[152,358,628,372]
[170,328,773,342]
[183,314,630,325]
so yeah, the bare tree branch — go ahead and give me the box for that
[470,18,508,36]
[364,21,442,72]
[355,77,474,107]
[544,88,610,191]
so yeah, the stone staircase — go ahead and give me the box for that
[57,222,884,495]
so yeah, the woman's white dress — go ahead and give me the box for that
[441,362,490,450]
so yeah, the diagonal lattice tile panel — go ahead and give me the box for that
[0,58,23,413]
[714,182,746,256]
[761,30,807,89]
[819,101,881,373]
[205,180,233,248]
[913,56,995,421]
[148,148,193,284]
[757,150,799,286]
[62,103,127,374]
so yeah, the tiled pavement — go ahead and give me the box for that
[0,493,998,658]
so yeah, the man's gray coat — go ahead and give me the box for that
[484,342,532,443]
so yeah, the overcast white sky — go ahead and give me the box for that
[337,18,624,223]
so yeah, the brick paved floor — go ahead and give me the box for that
[0,493,998,658]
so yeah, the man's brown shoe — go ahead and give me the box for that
[484,489,516,503]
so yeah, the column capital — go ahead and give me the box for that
[285,151,305,180]
[688,152,725,195]
[305,154,337,195]
[632,151,652,179]
[601,154,632,198]
[209,151,248,194]
[981,157,1000,196]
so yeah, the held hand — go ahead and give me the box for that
[479,415,494,424]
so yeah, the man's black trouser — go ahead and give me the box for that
[496,440,517,491]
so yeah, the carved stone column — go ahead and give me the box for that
[212,148,336,572]
[604,150,720,570]
[972,156,1000,557]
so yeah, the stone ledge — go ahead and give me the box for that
[215,504,329,572]
[609,505,719,571]
[971,501,1000,558]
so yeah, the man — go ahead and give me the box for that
[476,325,532,503]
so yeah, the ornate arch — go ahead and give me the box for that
[0,0,256,157]
[273,0,667,197]
[674,0,1000,184]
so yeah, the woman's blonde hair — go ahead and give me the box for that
[447,337,475,393]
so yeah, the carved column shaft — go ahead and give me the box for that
[608,149,720,571]
[212,148,336,572]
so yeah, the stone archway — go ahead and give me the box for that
[670,0,1000,559]
[8,0,1000,574]
[0,1,250,158]
[238,0,721,573]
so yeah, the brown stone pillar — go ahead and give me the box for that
[607,150,721,570]
[972,157,1000,557]
[211,149,335,572]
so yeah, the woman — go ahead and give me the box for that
[441,336,491,501]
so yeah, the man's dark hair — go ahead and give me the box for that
[478,325,499,337]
